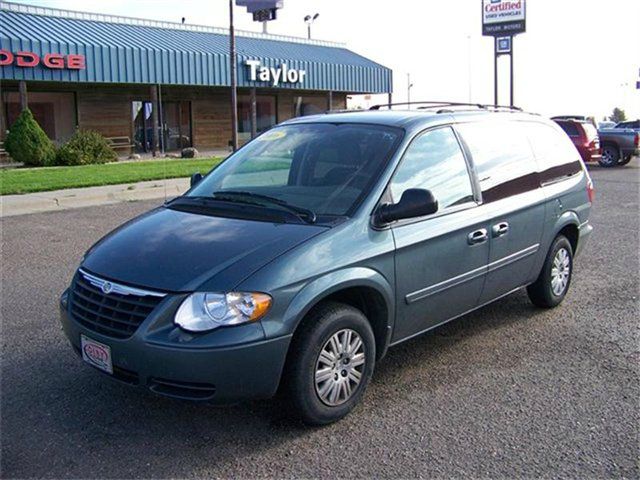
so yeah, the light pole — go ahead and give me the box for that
[407,73,414,109]
[467,34,472,103]
[304,13,319,40]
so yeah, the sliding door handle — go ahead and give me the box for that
[491,222,510,237]
[467,228,488,245]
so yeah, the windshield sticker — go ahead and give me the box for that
[258,130,287,141]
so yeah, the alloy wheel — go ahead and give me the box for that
[314,329,366,406]
[551,247,571,296]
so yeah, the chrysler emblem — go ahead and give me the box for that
[101,282,113,294]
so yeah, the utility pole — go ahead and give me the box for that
[229,0,238,151]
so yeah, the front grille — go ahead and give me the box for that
[70,271,165,339]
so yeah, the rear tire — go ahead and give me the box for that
[284,301,376,425]
[599,145,619,167]
[619,155,632,166]
[527,235,573,308]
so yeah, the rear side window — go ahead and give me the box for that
[389,127,474,209]
[455,121,538,202]
[524,122,582,183]
[557,122,580,137]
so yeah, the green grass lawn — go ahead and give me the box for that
[0,157,223,195]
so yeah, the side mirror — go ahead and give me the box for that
[190,172,203,187]
[375,188,438,225]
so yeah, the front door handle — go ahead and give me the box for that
[467,228,488,245]
[491,222,510,237]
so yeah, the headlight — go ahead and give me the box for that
[174,292,272,332]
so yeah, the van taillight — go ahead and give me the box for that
[635,133,639,148]
[587,179,595,203]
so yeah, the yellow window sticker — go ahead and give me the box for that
[258,130,287,141]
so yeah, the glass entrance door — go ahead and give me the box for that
[162,101,191,151]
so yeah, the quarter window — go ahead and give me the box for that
[390,127,474,209]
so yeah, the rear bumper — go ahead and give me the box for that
[59,299,291,403]
[575,221,593,258]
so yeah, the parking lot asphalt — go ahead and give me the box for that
[1,160,638,479]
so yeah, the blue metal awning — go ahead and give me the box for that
[0,2,392,94]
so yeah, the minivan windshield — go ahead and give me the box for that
[186,123,402,218]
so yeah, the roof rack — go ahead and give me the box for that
[369,101,523,113]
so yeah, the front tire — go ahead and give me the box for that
[527,235,573,308]
[284,301,376,425]
[599,145,620,167]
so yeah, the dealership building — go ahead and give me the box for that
[0,2,392,155]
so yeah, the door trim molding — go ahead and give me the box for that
[405,264,486,304]
[487,243,539,273]
[404,243,539,305]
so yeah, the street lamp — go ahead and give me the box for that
[407,73,414,110]
[304,13,319,40]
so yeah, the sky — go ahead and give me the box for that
[17,0,640,120]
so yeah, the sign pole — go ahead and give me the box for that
[509,38,514,107]
[493,37,498,106]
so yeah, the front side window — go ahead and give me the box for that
[187,123,402,218]
[389,127,474,209]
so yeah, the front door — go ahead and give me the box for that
[389,127,490,343]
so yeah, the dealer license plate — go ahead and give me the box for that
[80,334,113,374]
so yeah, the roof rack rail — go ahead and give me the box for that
[322,109,355,114]
[369,101,522,112]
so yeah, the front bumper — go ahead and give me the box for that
[59,295,291,403]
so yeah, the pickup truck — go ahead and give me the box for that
[597,127,639,166]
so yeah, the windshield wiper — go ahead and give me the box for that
[211,191,317,224]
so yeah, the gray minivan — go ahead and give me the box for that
[60,103,594,425]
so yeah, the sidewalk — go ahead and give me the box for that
[0,177,189,217]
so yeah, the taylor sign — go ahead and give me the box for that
[0,50,86,69]
[245,60,306,87]
[482,0,526,36]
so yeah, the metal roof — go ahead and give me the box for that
[0,2,392,93]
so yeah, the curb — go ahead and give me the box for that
[0,178,190,217]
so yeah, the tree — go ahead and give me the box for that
[608,107,627,123]
[4,109,56,167]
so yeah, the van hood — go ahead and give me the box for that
[81,206,327,292]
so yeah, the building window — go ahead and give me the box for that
[238,95,276,141]
[4,91,76,144]
[293,96,324,117]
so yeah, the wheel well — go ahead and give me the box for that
[601,142,619,152]
[558,223,579,253]
[302,286,390,360]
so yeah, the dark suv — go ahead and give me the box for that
[554,119,602,165]
[60,103,594,425]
